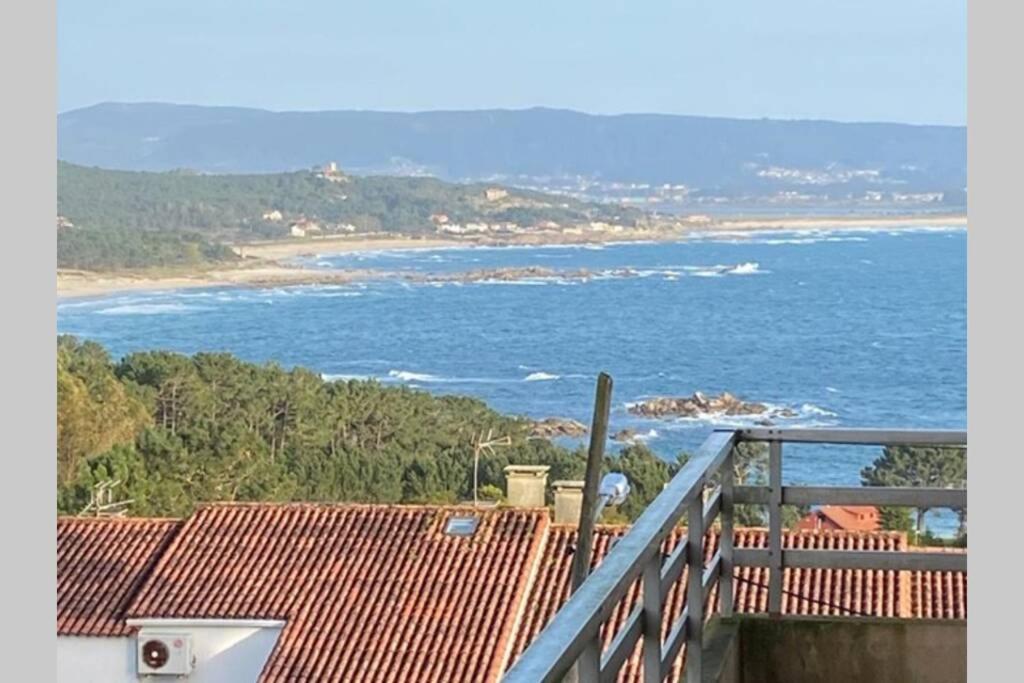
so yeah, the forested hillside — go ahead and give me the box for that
[57,162,640,270]
[58,103,967,194]
[56,337,677,519]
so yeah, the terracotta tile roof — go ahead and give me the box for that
[798,505,881,532]
[910,547,968,619]
[125,503,549,682]
[509,526,949,682]
[55,505,967,682]
[57,516,182,636]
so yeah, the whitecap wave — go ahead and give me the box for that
[321,373,372,382]
[524,372,559,382]
[388,370,441,382]
[728,262,762,275]
[800,403,838,417]
[96,303,208,316]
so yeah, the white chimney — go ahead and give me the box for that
[504,465,550,508]
[552,480,586,525]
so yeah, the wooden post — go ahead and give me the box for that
[571,372,614,592]
[566,373,613,683]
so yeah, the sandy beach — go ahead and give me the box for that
[57,213,966,299]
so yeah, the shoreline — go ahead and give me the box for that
[58,213,966,299]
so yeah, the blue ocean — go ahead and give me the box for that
[57,226,966,524]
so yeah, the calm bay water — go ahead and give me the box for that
[58,227,966,517]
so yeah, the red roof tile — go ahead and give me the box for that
[125,503,549,682]
[55,505,967,682]
[909,547,968,619]
[798,506,881,532]
[57,516,181,636]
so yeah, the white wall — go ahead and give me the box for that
[58,621,283,683]
[58,636,134,683]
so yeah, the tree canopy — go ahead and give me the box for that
[56,337,676,520]
[861,445,967,536]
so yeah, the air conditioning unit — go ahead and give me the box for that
[137,634,193,676]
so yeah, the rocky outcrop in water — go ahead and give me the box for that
[612,428,639,442]
[628,391,796,420]
[409,266,641,285]
[530,417,588,438]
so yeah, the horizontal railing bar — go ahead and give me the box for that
[599,606,642,683]
[734,548,965,572]
[734,548,770,567]
[734,486,769,505]
[734,485,966,508]
[732,428,966,446]
[659,607,688,676]
[785,550,966,572]
[504,429,738,683]
[784,486,966,508]
[702,487,722,531]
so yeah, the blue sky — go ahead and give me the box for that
[58,0,966,125]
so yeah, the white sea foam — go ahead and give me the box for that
[321,373,372,382]
[388,370,441,382]
[96,303,208,316]
[728,262,762,275]
[800,403,838,417]
[524,372,559,382]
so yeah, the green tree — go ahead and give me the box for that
[861,446,967,535]
[56,337,150,486]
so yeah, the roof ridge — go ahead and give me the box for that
[192,501,551,513]
[57,516,182,524]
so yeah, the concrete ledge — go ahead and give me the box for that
[719,616,965,683]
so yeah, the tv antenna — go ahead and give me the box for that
[472,429,511,507]
[78,479,134,518]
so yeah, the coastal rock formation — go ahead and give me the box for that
[530,417,588,439]
[411,266,642,285]
[612,428,638,442]
[628,391,796,420]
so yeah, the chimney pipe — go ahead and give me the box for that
[552,480,586,524]
[503,465,550,508]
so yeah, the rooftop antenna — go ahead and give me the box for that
[78,479,134,518]
[472,428,511,507]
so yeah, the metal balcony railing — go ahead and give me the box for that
[503,428,967,683]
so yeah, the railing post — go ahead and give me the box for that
[720,450,735,618]
[642,554,663,683]
[768,440,783,615]
[685,494,704,683]
[577,637,600,682]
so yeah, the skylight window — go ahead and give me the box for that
[445,516,479,537]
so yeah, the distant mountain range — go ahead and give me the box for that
[58,102,966,200]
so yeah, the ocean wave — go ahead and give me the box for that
[524,372,559,382]
[96,303,209,316]
[321,373,373,382]
[728,262,762,275]
[800,403,838,417]
[388,370,441,382]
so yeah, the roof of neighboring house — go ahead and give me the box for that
[125,503,550,683]
[800,505,881,532]
[55,505,966,682]
[57,517,182,636]
[509,526,916,682]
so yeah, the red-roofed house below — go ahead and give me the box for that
[797,505,881,532]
